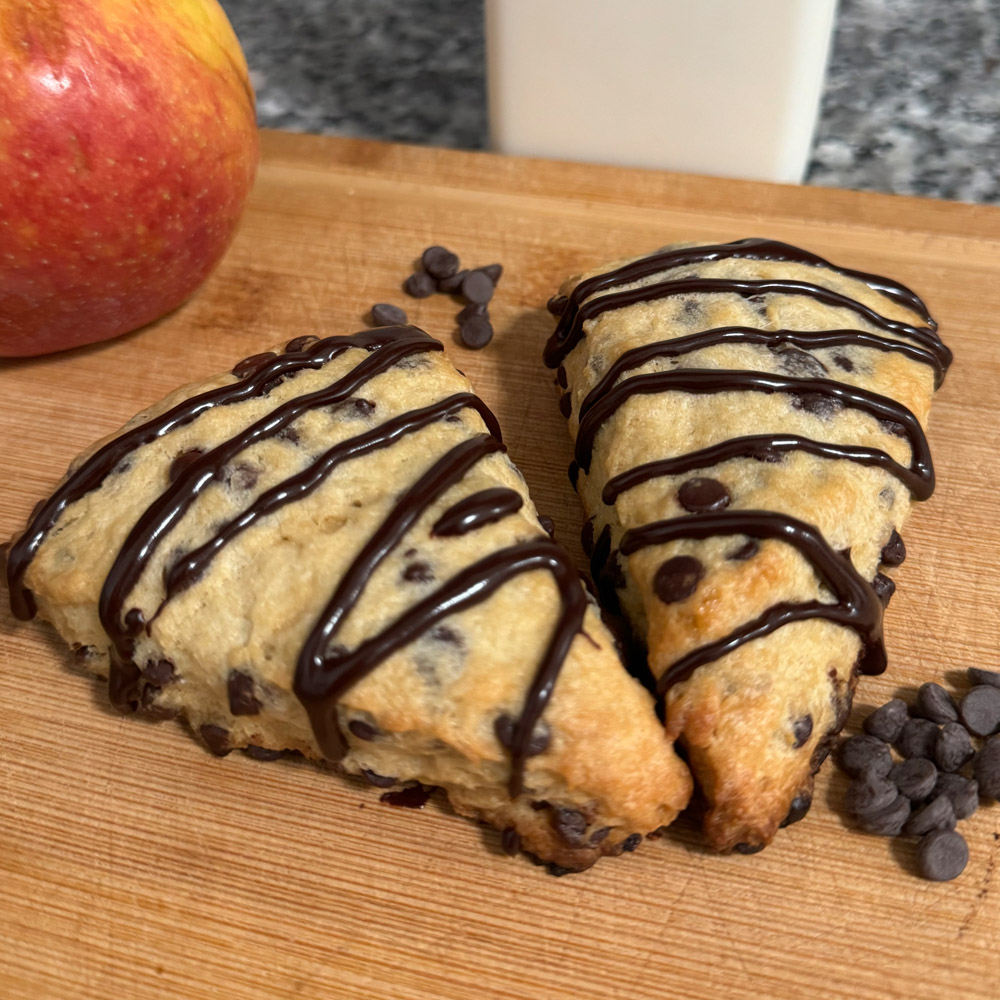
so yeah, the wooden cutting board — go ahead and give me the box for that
[3,130,1000,1000]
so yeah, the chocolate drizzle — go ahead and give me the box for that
[432,488,524,537]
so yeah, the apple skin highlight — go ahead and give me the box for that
[0,0,259,356]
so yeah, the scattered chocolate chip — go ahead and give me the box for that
[558,392,573,417]
[361,768,397,788]
[457,301,487,323]
[839,734,894,778]
[733,842,765,855]
[421,245,460,280]
[349,720,379,741]
[351,398,376,417]
[199,723,231,757]
[857,794,911,836]
[933,773,980,819]
[621,833,642,852]
[774,347,828,378]
[974,735,1000,798]
[792,392,842,419]
[916,682,958,724]
[243,744,285,761]
[791,714,814,749]
[880,529,906,567]
[277,426,300,444]
[547,294,569,316]
[403,561,434,583]
[896,717,940,759]
[846,771,898,816]
[493,713,550,756]
[918,829,968,881]
[960,685,1000,737]
[880,418,908,438]
[905,794,957,837]
[727,538,759,561]
[285,335,318,353]
[461,269,495,305]
[142,658,176,687]
[225,462,259,492]
[232,352,277,379]
[678,476,730,513]
[890,757,938,800]
[123,607,146,635]
[552,808,587,847]
[169,448,205,483]
[437,268,469,294]
[935,722,975,773]
[872,572,896,605]
[832,353,854,372]
[653,555,703,604]
[501,826,521,856]
[480,263,503,285]
[227,670,261,716]
[403,270,436,298]
[780,793,812,827]
[459,313,494,350]
[864,698,908,743]
[537,515,555,538]
[369,302,408,326]
[968,667,1000,689]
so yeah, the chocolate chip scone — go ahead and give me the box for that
[544,239,951,852]
[5,325,692,872]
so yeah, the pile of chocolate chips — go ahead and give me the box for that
[838,667,1000,881]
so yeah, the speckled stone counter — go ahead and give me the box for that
[218,0,1000,205]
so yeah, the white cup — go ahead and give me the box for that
[486,0,838,184]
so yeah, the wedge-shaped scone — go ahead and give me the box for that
[5,325,691,872]
[544,239,951,852]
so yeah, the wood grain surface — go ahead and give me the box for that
[3,130,1000,1000]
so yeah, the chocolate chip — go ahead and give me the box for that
[974,735,1000,798]
[872,572,896,606]
[968,667,1000,689]
[501,826,521,856]
[349,398,375,417]
[459,314,494,350]
[916,682,958,724]
[774,347,828,378]
[142,658,176,687]
[361,768,397,788]
[430,624,463,647]
[547,294,569,316]
[403,561,434,583]
[678,476,730,513]
[457,301,487,324]
[437,268,469,294]
[553,808,587,846]
[750,443,785,463]
[480,263,503,285]
[935,722,974,773]
[227,669,261,716]
[285,335,318,353]
[421,245,460,279]
[791,392,842,419]
[960,685,1000,737]
[890,757,938,800]
[904,794,957,837]
[832,353,854,372]
[733,842,765,855]
[896,717,940,759]
[225,462,259,492]
[369,302,408,326]
[621,833,642,852]
[461,270,495,305]
[348,720,379,741]
[780,792,812,827]
[880,418,908,438]
[838,734,893,778]
[857,794,911,836]
[558,392,572,417]
[846,771,898,816]
[243,744,285,761]
[168,448,205,483]
[653,555,703,604]
[918,829,968,881]
[537,515,555,538]
[403,270,436,298]
[493,713,550,756]
[199,723,232,757]
[232,352,277,379]
[787,714,813,750]
[933,773,980,819]
[277,426,300,444]
[880,529,906,567]
[864,698,908,743]
[727,538,759,561]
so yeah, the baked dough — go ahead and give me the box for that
[5,326,692,871]
[544,238,950,851]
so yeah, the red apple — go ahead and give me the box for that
[0,0,259,356]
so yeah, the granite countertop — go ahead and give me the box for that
[219,0,1000,205]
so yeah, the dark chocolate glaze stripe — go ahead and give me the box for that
[545,276,946,369]
[295,538,586,797]
[544,237,940,366]
[579,327,948,407]
[618,510,887,692]
[6,326,434,621]
[575,370,933,497]
[432,488,524,537]
[159,396,497,606]
[99,332,446,657]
